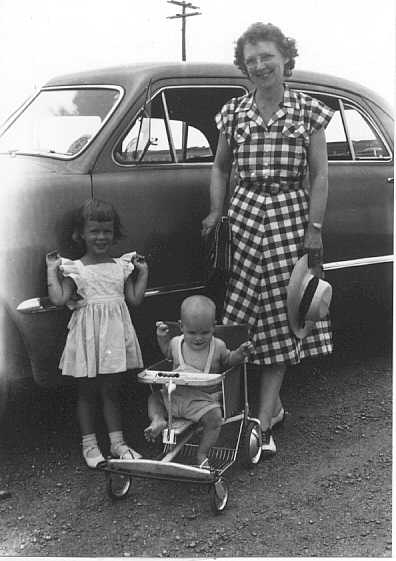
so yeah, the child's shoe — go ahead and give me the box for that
[82,444,105,468]
[110,442,142,460]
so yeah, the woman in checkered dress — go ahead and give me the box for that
[202,23,334,456]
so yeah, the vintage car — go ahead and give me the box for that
[0,62,393,388]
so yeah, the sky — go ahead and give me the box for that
[0,0,394,124]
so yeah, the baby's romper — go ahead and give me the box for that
[59,254,143,378]
[160,335,230,423]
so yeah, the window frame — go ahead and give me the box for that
[302,89,393,163]
[0,84,125,160]
[112,84,248,168]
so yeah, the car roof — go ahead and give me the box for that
[45,62,390,114]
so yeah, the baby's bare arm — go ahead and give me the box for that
[228,341,254,366]
[156,321,171,357]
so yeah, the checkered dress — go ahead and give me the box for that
[215,85,334,365]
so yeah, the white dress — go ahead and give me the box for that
[59,254,143,377]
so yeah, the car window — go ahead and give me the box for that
[343,104,388,159]
[115,86,246,165]
[306,92,390,162]
[0,87,122,157]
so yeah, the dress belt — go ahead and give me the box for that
[239,178,302,194]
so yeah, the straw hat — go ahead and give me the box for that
[287,254,332,339]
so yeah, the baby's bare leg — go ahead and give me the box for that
[196,407,222,465]
[144,391,168,442]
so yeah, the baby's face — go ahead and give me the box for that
[180,313,215,351]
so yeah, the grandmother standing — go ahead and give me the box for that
[202,22,334,456]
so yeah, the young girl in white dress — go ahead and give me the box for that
[46,199,148,468]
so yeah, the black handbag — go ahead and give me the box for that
[205,118,236,319]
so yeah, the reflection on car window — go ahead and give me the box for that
[324,109,351,160]
[343,104,388,159]
[307,91,390,162]
[0,88,121,157]
[115,86,245,165]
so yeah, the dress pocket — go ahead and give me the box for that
[234,124,251,145]
[282,121,307,140]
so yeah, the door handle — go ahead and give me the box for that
[386,177,394,183]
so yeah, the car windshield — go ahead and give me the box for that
[0,87,121,157]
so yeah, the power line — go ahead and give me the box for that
[166,0,201,61]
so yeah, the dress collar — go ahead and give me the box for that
[236,84,300,128]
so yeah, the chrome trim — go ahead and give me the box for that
[144,284,204,298]
[146,255,394,298]
[112,83,248,168]
[1,84,125,160]
[323,255,393,271]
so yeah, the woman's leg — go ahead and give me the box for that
[257,364,286,455]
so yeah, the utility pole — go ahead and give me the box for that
[166,1,201,61]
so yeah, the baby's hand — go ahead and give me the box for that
[156,321,169,338]
[46,250,61,271]
[239,341,254,357]
[132,253,148,274]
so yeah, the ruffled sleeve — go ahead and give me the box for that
[116,252,136,281]
[59,258,85,310]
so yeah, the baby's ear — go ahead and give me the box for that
[71,230,80,242]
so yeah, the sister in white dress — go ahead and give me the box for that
[46,199,148,468]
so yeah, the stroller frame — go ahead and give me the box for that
[99,323,262,514]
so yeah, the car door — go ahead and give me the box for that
[298,87,393,265]
[91,82,246,357]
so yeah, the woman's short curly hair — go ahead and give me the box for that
[234,22,298,77]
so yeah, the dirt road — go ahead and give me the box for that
[0,321,392,557]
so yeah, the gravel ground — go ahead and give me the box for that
[0,319,392,557]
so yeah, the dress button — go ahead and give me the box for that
[270,183,280,195]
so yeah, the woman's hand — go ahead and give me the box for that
[303,226,324,277]
[201,211,222,237]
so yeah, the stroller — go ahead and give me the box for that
[100,323,262,514]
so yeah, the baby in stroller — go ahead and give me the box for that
[144,295,253,467]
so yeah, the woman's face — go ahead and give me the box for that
[243,40,288,89]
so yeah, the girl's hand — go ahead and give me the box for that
[46,250,61,271]
[132,253,148,273]
[156,321,169,338]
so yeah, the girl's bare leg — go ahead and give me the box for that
[99,373,124,433]
[76,378,98,436]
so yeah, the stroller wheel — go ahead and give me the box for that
[241,421,262,467]
[106,471,132,500]
[209,477,229,514]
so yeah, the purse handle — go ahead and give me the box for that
[223,107,237,211]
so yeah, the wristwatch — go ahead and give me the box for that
[310,222,322,231]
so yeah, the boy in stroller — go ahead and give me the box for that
[144,295,253,467]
